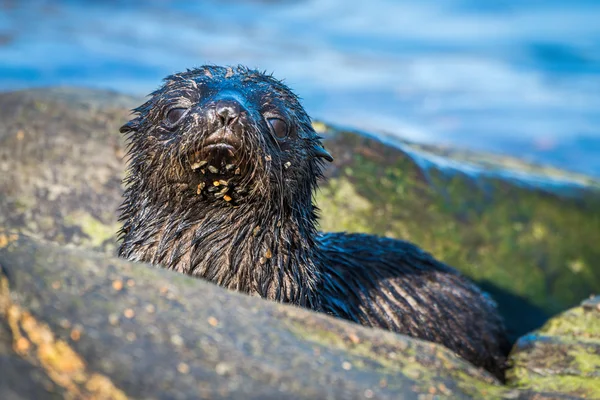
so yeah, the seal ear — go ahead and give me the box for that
[120,118,140,134]
[313,144,333,162]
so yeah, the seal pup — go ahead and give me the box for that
[118,65,510,379]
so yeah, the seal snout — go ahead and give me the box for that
[185,96,246,173]
[207,94,247,131]
[215,98,241,127]
[203,96,247,148]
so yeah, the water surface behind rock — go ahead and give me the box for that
[1,0,599,176]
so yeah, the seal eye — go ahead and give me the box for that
[267,118,288,139]
[165,108,187,127]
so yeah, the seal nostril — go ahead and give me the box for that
[215,100,241,127]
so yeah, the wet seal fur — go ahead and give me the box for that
[118,65,510,379]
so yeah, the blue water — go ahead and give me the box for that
[2,0,600,177]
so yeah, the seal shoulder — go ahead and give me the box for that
[318,231,510,379]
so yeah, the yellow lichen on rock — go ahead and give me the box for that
[0,230,19,248]
[0,275,128,400]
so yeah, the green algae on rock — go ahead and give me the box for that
[506,296,600,398]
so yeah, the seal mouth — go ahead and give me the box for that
[188,128,242,168]
[187,134,246,204]
[192,142,238,170]
[189,150,238,172]
[204,142,236,156]
[203,127,242,148]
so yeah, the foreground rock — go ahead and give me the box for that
[0,234,587,399]
[1,88,599,341]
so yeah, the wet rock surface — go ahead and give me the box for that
[1,88,599,398]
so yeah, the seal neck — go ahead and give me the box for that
[119,192,323,309]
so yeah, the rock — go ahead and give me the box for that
[507,295,600,399]
[0,233,586,399]
[0,88,131,254]
[1,87,599,398]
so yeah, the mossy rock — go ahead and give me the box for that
[507,296,600,398]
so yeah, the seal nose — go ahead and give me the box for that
[215,99,241,127]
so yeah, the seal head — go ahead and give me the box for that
[120,65,332,207]
[118,65,333,310]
